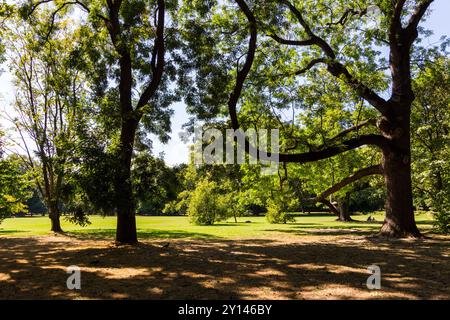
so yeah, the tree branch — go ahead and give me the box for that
[319,198,340,216]
[229,0,257,130]
[325,118,377,145]
[405,0,434,42]
[268,33,316,46]
[326,7,368,27]
[271,0,389,116]
[228,1,390,165]
[294,58,328,74]
[135,0,166,114]
[316,164,383,201]
[275,135,389,163]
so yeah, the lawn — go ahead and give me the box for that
[0,212,435,239]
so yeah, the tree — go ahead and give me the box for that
[0,131,30,222]
[6,12,86,232]
[283,104,383,221]
[64,128,117,218]
[181,0,439,238]
[411,56,450,233]
[187,177,228,225]
[132,151,179,215]
[24,0,179,243]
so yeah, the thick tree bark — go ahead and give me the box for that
[379,10,425,238]
[115,119,138,244]
[42,162,63,233]
[48,201,62,233]
[379,114,421,237]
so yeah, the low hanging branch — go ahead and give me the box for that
[300,165,383,216]
[319,198,340,216]
[315,164,383,202]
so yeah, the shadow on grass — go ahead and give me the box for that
[262,220,386,237]
[290,222,323,226]
[0,235,449,299]
[416,220,435,225]
[263,228,375,237]
[66,228,220,240]
[291,212,336,218]
[213,222,259,227]
[0,229,27,235]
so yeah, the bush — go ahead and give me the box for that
[429,191,450,234]
[0,157,30,223]
[265,196,295,224]
[162,200,178,215]
[187,178,227,225]
[163,190,191,216]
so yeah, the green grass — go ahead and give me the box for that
[0,212,435,240]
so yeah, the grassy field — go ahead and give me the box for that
[0,212,435,239]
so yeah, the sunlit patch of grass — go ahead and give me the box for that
[0,211,435,239]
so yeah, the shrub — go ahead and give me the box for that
[162,200,178,215]
[265,196,295,224]
[187,178,227,225]
[0,157,30,223]
[429,191,450,234]
[163,190,191,215]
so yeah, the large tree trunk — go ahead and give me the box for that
[115,119,138,244]
[379,113,422,238]
[336,192,353,222]
[49,201,62,233]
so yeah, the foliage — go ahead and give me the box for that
[187,177,228,225]
[163,190,191,215]
[0,0,447,238]
[5,9,90,230]
[266,194,295,224]
[0,150,31,222]
[65,125,117,216]
[25,188,47,215]
[411,57,450,233]
[132,152,180,215]
[428,192,450,234]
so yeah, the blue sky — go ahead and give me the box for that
[1,0,449,166]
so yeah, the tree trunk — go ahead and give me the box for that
[320,199,340,216]
[379,113,422,238]
[49,201,63,233]
[336,192,353,222]
[115,119,138,244]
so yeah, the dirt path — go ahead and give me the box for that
[0,234,449,299]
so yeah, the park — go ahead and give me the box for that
[0,0,449,301]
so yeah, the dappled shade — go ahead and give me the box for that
[0,234,448,299]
